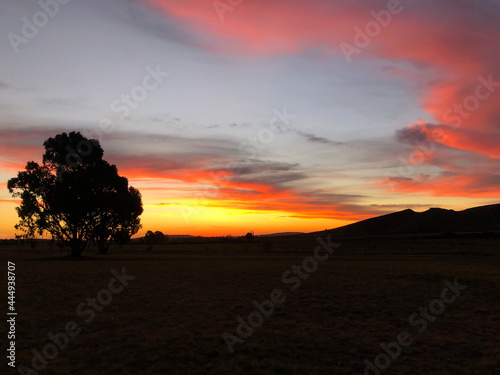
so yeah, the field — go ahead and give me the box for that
[2,235,499,375]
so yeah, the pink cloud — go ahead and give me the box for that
[143,0,500,162]
[378,170,500,198]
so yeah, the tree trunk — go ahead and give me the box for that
[69,236,82,257]
[98,240,108,254]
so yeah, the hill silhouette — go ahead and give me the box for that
[317,204,500,236]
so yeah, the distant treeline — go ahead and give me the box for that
[135,231,255,244]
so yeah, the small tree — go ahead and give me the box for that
[245,232,254,242]
[144,230,155,245]
[8,132,143,257]
[144,230,166,245]
[154,231,166,244]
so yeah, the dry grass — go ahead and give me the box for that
[1,240,499,375]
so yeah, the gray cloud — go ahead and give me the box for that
[224,161,307,190]
[235,172,307,187]
[227,161,299,175]
[39,96,88,107]
[297,131,346,146]
[91,0,210,49]
[229,123,251,128]
[395,126,430,145]
[301,190,365,203]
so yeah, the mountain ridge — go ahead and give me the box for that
[314,204,500,236]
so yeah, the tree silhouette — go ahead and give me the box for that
[144,230,166,244]
[245,231,254,242]
[7,132,143,257]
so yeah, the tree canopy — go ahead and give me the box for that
[144,230,167,245]
[7,132,143,257]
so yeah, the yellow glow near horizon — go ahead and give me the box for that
[1,183,494,239]
[138,200,351,237]
[0,202,19,239]
[0,192,349,239]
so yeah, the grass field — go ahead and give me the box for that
[2,237,499,375]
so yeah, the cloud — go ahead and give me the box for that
[378,166,500,198]
[229,122,251,129]
[0,126,66,172]
[142,0,500,168]
[297,131,346,146]
[385,118,500,198]
[39,96,88,107]
[0,124,422,228]
[234,172,307,187]
[93,0,212,49]
[395,122,500,160]
[0,199,20,204]
[96,130,387,221]
[227,161,298,175]
[395,124,431,145]
[150,202,174,206]
[140,0,360,55]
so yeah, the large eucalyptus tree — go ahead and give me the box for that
[8,132,143,257]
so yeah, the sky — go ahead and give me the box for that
[0,0,499,238]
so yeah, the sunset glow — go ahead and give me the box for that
[1,0,499,238]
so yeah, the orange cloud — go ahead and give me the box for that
[0,143,43,172]
[109,152,378,222]
[378,170,500,198]
[0,199,20,204]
